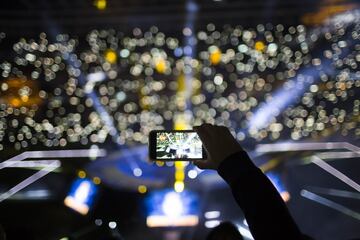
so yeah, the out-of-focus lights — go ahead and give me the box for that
[243,219,248,227]
[266,172,290,202]
[108,221,117,229]
[120,49,130,58]
[237,225,254,239]
[93,176,101,185]
[204,211,220,219]
[145,189,199,227]
[281,191,291,202]
[255,41,265,51]
[209,46,222,65]
[174,48,183,57]
[89,145,101,161]
[133,167,142,177]
[155,58,167,74]
[78,170,86,178]
[138,185,147,194]
[174,160,185,192]
[174,181,185,193]
[204,220,220,228]
[94,0,107,10]
[87,71,106,82]
[214,75,223,85]
[64,179,97,215]
[26,189,50,198]
[105,49,117,64]
[238,44,248,53]
[95,219,103,226]
[147,215,199,227]
[175,170,185,180]
[267,43,278,55]
[162,192,183,218]
[1,17,360,153]
[188,169,198,179]
[156,161,165,167]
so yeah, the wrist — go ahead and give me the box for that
[217,150,257,183]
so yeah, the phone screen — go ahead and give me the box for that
[151,131,204,160]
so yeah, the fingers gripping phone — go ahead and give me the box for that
[149,130,206,160]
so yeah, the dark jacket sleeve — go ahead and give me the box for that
[217,151,307,240]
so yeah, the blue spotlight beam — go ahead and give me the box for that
[68,55,121,145]
[249,61,334,130]
[249,10,358,130]
[42,13,122,147]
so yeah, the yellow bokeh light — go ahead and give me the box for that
[10,98,21,108]
[177,74,186,92]
[175,161,185,168]
[138,185,147,194]
[174,181,185,193]
[93,177,101,185]
[2,78,42,108]
[175,170,185,181]
[105,49,117,64]
[255,41,265,52]
[155,58,166,74]
[174,161,185,192]
[209,46,222,65]
[94,0,107,10]
[20,95,29,102]
[174,115,189,131]
[156,161,165,167]
[140,96,150,110]
[78,170,86,178]
[174,121,188,131]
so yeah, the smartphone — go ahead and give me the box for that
[149,130,206,160]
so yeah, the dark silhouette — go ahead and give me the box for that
[194,124,312,240]
[0,224,6,240]
[206,222,244,240]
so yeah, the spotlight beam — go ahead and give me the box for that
[237,225,254,240]
[343,142,360,153]
[0,160,60,202]
[250,68,323,130]
[306,186,360,200]
[301,189,360,221]
[0,149,106,170]
[317,151,360,160]
[255,142,351,153]
[84,72,106,94]
[75,61,120,143]
[255,142,360,199]
[2,160,61,169]
[311,156,360,193]
[249,11,358,131]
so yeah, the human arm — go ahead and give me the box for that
[194,124,308,240]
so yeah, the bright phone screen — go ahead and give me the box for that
[156,132,203,159]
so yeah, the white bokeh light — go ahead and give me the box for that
[162,192,183,218]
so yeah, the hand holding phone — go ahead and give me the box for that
[193,124,244,170]
[149,130,206,161]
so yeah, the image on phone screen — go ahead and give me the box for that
[156,132,203,159]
